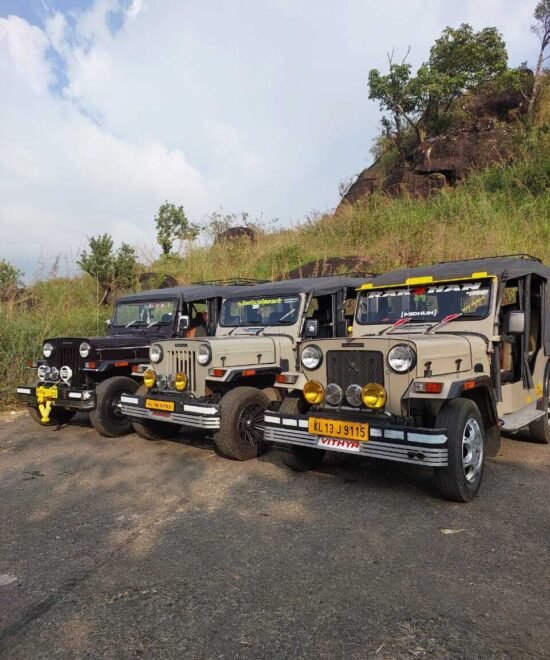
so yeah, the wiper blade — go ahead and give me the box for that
[428,313,462,333]
[379,318,412,335]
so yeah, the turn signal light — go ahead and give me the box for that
[361,382,387,409]
[143,368,156,389]
[175,372,187,391]
[242,369,256,377]
[85,361,97,369]
[303,380,325,405]
[276,374,299,384]
[209,368,226,378]
[414,382,443,394]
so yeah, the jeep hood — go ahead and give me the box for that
[410,334,473,376]
[204,336,281,368]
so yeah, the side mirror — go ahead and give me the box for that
[506,310,525,335]
[304,319,319,338]
[178,315,190,333]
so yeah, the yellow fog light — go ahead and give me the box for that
[143,368,156,389]
[175,372,187,391]
[361,382,387,409]
[303,380,325,405]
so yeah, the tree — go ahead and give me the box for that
[0,259,23,290]
[367,24,510,155]
[78,234,139,304]
[154,202,199,256]
[529,0,550,117]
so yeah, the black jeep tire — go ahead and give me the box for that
[28,405,76,426]
[89,376,139,438]
[214,387,270,460]
[528,376,550,444]
[278,394,325,471]
[131,386,182,441]
[433,398,485,503]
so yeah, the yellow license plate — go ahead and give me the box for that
[308,416,369,441]
[145,399,175,412]
[36,385,58,399]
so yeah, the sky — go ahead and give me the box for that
[0,0,539,277]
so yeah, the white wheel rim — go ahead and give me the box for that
[462,417,483,483]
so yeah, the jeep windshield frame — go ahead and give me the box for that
[219,295,302,328]
[355,278,494,326]
[111,298,178,333]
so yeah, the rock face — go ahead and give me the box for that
[340,120,516,208]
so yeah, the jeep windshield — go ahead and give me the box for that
[112,300,177,330]
[220,296,300,327]
[356,279,492,325]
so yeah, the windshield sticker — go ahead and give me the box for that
[239,298,284,307]
[369,281,484,298]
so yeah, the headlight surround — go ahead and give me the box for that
[79,342,91,358]
[43,342,54,358]
[345,384,363,407]
[303,380,325,405]
[37,365,50,381]
[143,368,156,389]
[388,344,416,373]
[361,383,387,409]
[197,344,212,366]
[150,344,163,364]
[175,372,187,391]
[301,345,323,370]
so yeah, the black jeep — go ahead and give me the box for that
[16,284,242,436]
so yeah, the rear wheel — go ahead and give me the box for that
[433,398,485,503]
[28,405,76,426]
[131,386,182,441]
[278,394,325,472]
[529,375,550,444]
[214,387,270,460]
[89,376,139,437]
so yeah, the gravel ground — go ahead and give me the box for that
[0,411,549,659]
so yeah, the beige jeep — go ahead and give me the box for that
[119,276,368,459]
[263,255,550,502]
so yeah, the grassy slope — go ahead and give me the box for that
[2,127,549,407]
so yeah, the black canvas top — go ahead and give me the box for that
[370,256,550,287]
[116,284,245,305]
[224,276,373,299]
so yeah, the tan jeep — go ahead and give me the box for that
[120,276,369,459]
[263,255,550,502]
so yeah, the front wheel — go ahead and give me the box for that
[89,376,139,437]
[433,398,485,503]
[214,387,270,460]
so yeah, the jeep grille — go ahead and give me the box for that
[51,344,81,383]
[166,347,196,392]
[326,350,384,389]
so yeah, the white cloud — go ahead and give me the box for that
[0,0,540,275]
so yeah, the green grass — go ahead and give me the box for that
[2,127,549,408]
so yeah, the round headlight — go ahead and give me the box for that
[143,368,156,389]
[345,384,363,407]
[301,345,323,370]
[361,383,387,409]
[303,380,325,405]
[175,372,188,391]
[197,344,212,366]
[43,342,54,358]
[388,344,416,373]
[49,367,60,381]
[167,374,176,390]
[37,365,50,381]
[79,342,91,358]
[325,383,344,406]
[150,344,163,364]
[156,374,167,390]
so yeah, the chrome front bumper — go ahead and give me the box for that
[264,411,448,467]
[120,394,220,430]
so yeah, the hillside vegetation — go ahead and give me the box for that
[2,124,548,407]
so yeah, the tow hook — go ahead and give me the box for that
[407,451,425,461]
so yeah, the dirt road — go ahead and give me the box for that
[1,412,549,658]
